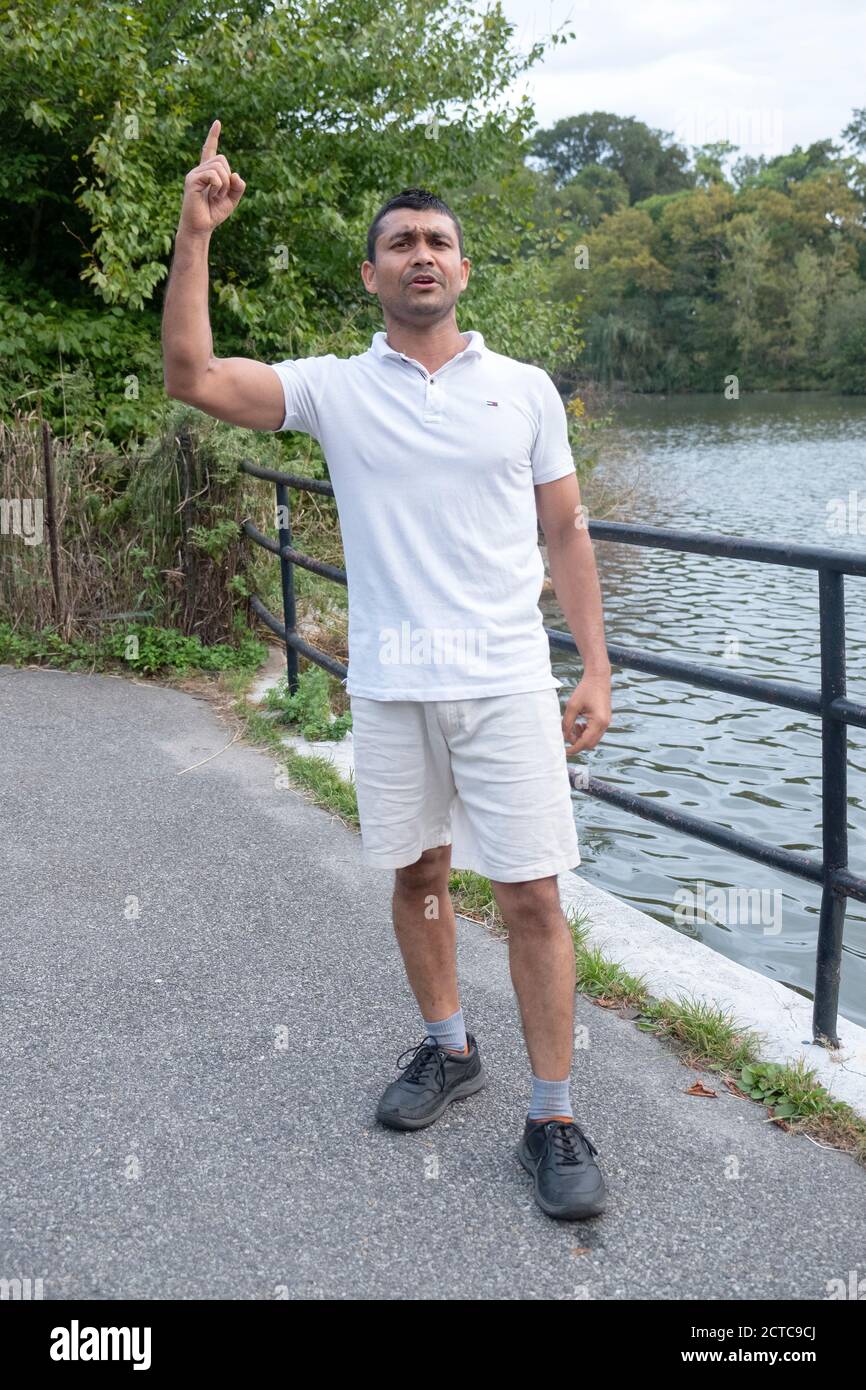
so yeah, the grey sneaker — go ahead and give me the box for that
[516,1115,608,1220]
[375,1031,487,1130]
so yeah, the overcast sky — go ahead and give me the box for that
[497,0,865,159]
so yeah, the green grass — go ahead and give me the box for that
[0,620,266,676]
[637,995,760,1073]
[563,902,650,1006]
[237,685,360,829]
[446,868,502,929]
[263,665,352,740]
[279,747,359,824]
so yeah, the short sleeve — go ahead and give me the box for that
[530,369,576,485]
[267,356,331,437]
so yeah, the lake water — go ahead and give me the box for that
[544,393,866,1028]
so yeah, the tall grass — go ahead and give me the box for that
[0,405,285,648]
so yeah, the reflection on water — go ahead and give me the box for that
[547,393,866,1026]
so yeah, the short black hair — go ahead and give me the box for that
[366,187,464,264]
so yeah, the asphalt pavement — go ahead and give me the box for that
[2,664,865,1300]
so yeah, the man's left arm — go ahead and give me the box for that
[535,472,612,754]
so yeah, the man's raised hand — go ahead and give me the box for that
[179,120,246,236]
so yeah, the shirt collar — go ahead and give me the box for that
[370,328,485,364]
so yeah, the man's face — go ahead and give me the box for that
[361,209,470,321]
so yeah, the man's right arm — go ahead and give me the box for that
[161,120,285,432]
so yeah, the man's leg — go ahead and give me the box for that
[440,691,580,1111]
[375,843,486,1129]
[490,875,576,1113]
[392,844,461,1025]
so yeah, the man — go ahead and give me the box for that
[162,121,613,1222]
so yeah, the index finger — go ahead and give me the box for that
[201,119,221,162]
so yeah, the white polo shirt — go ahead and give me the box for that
[267,329,575,700]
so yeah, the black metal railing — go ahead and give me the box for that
[239,460,866,1048]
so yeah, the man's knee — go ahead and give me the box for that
[490,874,562,926]
[394,844,452,894]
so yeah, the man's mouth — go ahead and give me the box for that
[409,275,438,287]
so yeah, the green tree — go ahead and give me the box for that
[693,141,737,188]
[529,111,694,203]
[566,206,673,389]
[842,107,866,150]
[0,0,580,440]
[733,140,839,193]
[785,234,856,380]
[719,217,777,373]
[559,113,866,392]
[822,280,866,392]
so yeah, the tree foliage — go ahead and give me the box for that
[0,0,580,439]
[528,112,694,203]
[530,114,866,391]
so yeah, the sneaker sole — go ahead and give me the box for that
[376,1065,488,1131]
[516,1139,608,1220]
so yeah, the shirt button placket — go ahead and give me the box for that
[424,376,442,423]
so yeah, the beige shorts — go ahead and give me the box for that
[348,687,581,883]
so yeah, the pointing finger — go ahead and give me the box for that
[201,119,221,163]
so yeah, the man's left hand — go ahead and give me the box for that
[562,673,612,754]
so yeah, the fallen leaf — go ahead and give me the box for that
[685,1080,718,1097]
[723,1078,749,1099]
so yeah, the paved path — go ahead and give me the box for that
[2,665,865,1300]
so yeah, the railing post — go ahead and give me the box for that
[275,479,299,695]
[812,568,848,1047]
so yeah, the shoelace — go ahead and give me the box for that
[395,1038,450,1089]
[544,1120,599,1167]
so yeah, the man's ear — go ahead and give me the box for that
[360,260,378,296]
